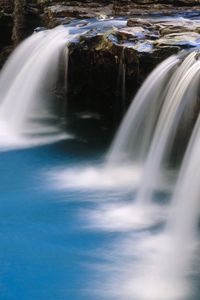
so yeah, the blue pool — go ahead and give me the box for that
[0,139,117,300]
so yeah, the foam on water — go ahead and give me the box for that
[51,163,142,191]
[79,51,200,300]
[86,202,167,231]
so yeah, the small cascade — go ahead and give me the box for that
[0,26,71,149]
[107,50,200,203]
[99,51,200,300]
[107,55,179,164]
[153,114,200,299]
[136,51,200,204]
[82,50,200,234]
[124,109,200,300]
[167,114,200,239]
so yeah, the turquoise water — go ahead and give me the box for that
[1,122,200,300]
[0,136,117,300]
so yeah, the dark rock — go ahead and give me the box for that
[0,12,13,47]
[65,16,200,127]
[0,46,13,69]
[0,0,14,13]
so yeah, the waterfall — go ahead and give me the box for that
[107,55,179,164]
[95,51,200,300]
[0,26,71,149]
[135,51,200,204]
[154,113,200,299]
[124,95,200,300]
[167,114,200,239]
[107,50,200,203]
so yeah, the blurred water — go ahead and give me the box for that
[1,15,200,300]
[0,139,120,300]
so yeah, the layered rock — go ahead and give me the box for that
[36,0,200,27]
[42,1,113,27]
[66,16,200,126]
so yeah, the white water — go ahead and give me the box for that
[53,50,200,232]
[2,18,200,300]
[0,26,72,149]
[80,51,200,300]
[9,23,197,300]
[134,112,200,300]
[107,55,179,164]
[86,51,200,232]
[53,164,141,191]
[136,51,200,204]
[114,104,200,300]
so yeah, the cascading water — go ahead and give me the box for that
[135,51,200,205]
[141,112,200,300]
[107,55,179,164]
[1,15,200,300]
[0,19,128,150]
[0,26,71,149]
[168,116,200,239]
[54,49,200,234]
[57,54,200,294]
[85,50,200,300]
[113,96,200,300]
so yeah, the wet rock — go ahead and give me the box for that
[66,16,200,127]
[127,17,200,49]
[156,32,200,48]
